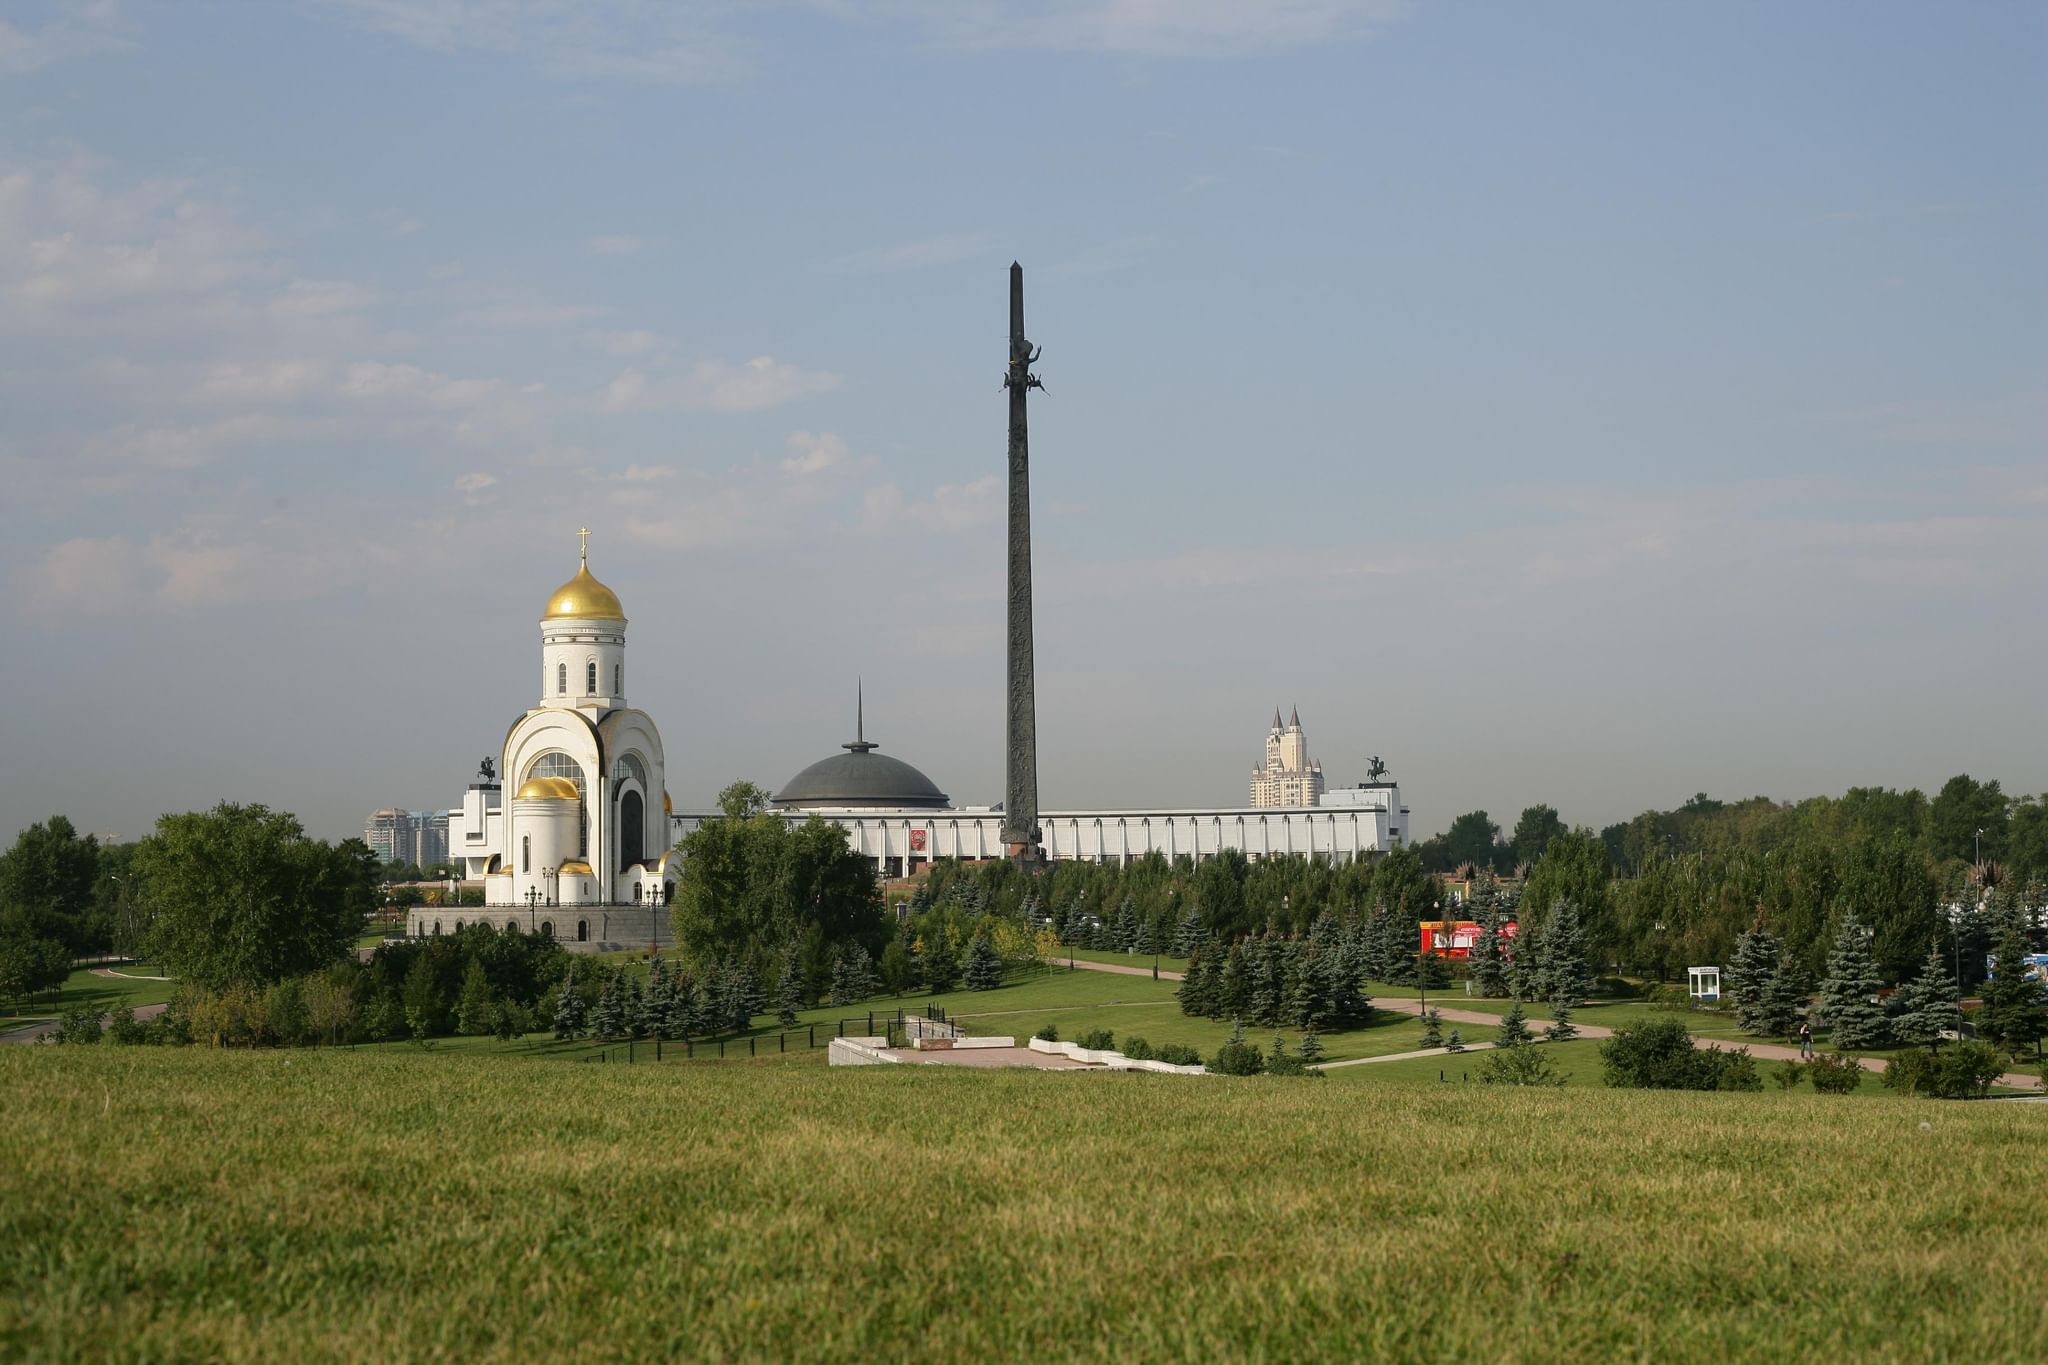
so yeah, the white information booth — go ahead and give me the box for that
[1687,966,1722,1003]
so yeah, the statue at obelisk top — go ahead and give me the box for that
[1002,262,1046,868]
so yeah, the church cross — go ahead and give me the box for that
[578,526,590,563]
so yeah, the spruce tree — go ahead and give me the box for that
[1727,925,1782,1034]
[1468,903,1509,998]
[1755,963,1809,1040]
[1175,944,1209,1017]
[623,976,646,1037]
[455,958,496,1037]
[1219,942,1252,1020]
[739,965,764,1024]
[920,933,958,993]
[1542,899,1593,1006]
[1174,908,1204,957]
[1813,916,1889,1050]
[1888,943,1962,1051]
[644,957,672,1036]
[1980,908,2048,1059]
[1227,1016,1247,1046]
[1445,1028,1465,1053]
[1418,1006,1444,1049]
[1544,991,1577,1042]
[1113,898,1138,953]
[774,943,804,1028]
[1250,936,1284,1026]
[1495,999,1532,1047]
[828,949,853,1007]
[962,933,1004,991]
[847,944,879,1002]
[1298,1025,1325,1063]
[591,970,626,1041]
[1269,1033,1289,1065]
[1508,915,1547,1003]
[552,962,587,1040]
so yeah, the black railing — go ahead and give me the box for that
[570,1007,918,1061]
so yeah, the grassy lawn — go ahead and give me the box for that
[0,963,179,1029]
[1058,946,1192,975]
[4,1047,2047,1360]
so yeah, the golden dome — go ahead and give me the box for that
[514,775,580,801]
[558,860,594,875]
[662,790,672,815]
[542,563,625,622]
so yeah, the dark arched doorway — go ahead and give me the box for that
[619,789,645,870]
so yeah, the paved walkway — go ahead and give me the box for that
[879,1045,1090,1069]
[0,1000,167,1044]
[1064,958,2044,1093]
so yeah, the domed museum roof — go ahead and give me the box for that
[772,691,949,811]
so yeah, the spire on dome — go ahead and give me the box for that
[844,679,878,754]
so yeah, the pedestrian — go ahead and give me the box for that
[1798,1020,1813,1060]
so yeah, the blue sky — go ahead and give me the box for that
[2,0,2043,845]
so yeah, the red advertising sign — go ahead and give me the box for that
[909,828,927,852]
[1418,919,1518,960]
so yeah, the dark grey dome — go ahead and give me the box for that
[772,740,950,810]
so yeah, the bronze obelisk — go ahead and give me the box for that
[1001,262,1045,867]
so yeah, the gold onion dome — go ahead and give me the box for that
[542,563,625,622]
[514,776,580,801]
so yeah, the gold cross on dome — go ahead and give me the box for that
[578,526,590,563]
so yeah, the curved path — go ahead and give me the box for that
[1062,957,2043,1093]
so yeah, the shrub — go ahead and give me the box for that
[1075,1029,1115,1052]
[1884,1041,2002,1099]
[1120,1036,1154,1060]
[1481,1045,1567,1087]
[1154,1043,1202,1067]
[1210,1040,1266,1075]
[1644,984,1692,1011]
[55,1006,102,1044]
[106,1004,149,1045]
[1600,1019,1761,1092]
[1596,975,1639,999]
[1264,1052,1323,1077]
[1770,1060,1807,1090]
[1032,1023,1059,1043]
[1807,1051,1865,1095]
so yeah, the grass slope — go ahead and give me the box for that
[3,1048,2045,1362]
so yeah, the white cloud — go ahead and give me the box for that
[455,471,498,505]
[587,234,647,255]
[270,277,377,317]
[781,430,847,477]
[592,329,667,358]
[197,360,329,404]
[872,0,1411,58]
[0,1,132,75]
[340,360,503,407]
[863,475,1000,534]
[325,0,748,84]
[455,301,606,328]
[599,355,840,414]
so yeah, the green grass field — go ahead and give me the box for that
[3,1047,2045,1362]
[0,963,178,1030]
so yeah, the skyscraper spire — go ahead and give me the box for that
[1290,705,1301,729]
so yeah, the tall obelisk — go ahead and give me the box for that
[1001,262,1045,867]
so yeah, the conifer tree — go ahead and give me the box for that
[1218,942,1251,1019]
[1445,1028,1465,1052]
[685,976,713,1036]
[774,942,804,1027]
[1544,991,1577,1042]
[1418,1006,1444,1049]
[1134,915,1157,956]
[455,958,496,1037]
[623,976,646,1037]
[1113,898,1138,953]
[1507,914,1547,1003]
[1250,935,1284,1026]
[1269,1033,1289,1065]
[920,933,958,993]
[644,957,672,1036]
[1468,903,1509,998]
[828,949,853,1007]
[1175,944,1209,1017]
[1727,924,1781,1033]
[963,933,1004,991]
[1755,963,1809,1040]
[1888,942,1962,1052]
[739,965,764,1024]
[591,969,626,1041]
[1173,908,1203,957]
[1227,1016,1247,1046]
[1495,999,1532,1047]
[1542,899,1593,1006]
[1979,905,2048,1059]
[552,962,587,1040]
[1813,916,1890,1050]
[1298,1025,1325,1064]
[847,943,880,1001]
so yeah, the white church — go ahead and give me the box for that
[414,536,677,945]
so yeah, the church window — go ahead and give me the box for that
[633,883,642,903]
[539,921,553,939]
[557,662,567,695]
[521,835,530,873]
[586,660,597,695]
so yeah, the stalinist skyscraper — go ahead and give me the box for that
[1250,707,1325,807]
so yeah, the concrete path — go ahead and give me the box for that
[880,1045,1090,1069]
[1064,958,2044,1093]
[89,967,173,982]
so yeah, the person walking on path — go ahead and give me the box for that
[1798,1021,1813,1060]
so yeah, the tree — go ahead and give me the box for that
[919,932,957,993]
[1600,1019,1760,1091]
[401,952,441,1042]
[1468,902,1509,998]
[1979,904,2048,1059]
[455,958,496,1036]
[1298,1025,1325,1063]
[774,942,804,1027]
[1540,899,1594,1006]
[844,943,879,1001]
[0,815,103,953]
[1812,916,1889,1050]
[1888,943,1962,1052]
[1544,991,1577,1042]
[553,962,587,1039]
[671,805,887,971]
[1495,1000,1532,1047]
[134,803,375,989]
[1728,925,1785,1035]
[962,934,1004,991]
[1930,774,2008,865]
[1482,1043,1567,1086]
[1521,830,1614,964]
[1511,805,1567,868]
[716,780,772,820]
[1418,1007,1444,1049]
[1172,909,1203,957]
[591,969,626,1040]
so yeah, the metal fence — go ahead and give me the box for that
[572,1004,954,1063]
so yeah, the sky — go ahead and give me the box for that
[2,0,2044,847]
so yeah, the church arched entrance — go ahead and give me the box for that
[577,920,589,942]
[619,789,644,870]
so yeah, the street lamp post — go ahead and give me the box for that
[526,885,540,932]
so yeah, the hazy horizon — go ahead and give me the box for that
[3,2,2043,847]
